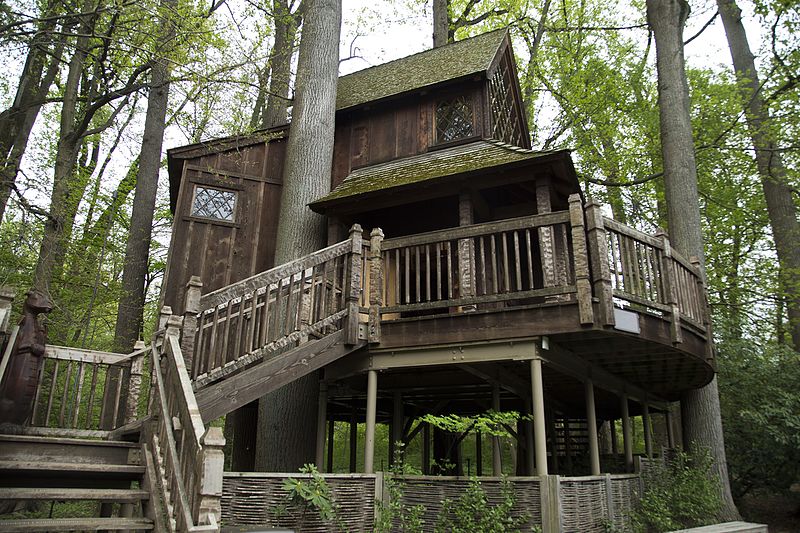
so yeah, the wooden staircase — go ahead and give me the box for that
[0,434,153,531]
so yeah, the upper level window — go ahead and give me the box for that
[436,96,474,144]
[191,185,237,222]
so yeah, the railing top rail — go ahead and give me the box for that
[162,334,206,445]
[199,239,354,310]
[43,344,150,366]
[602,217,663,249]
[670,248,702,277]
[382,211,571,250]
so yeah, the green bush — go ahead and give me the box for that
[632,449,722,532]
[433,477,533,533]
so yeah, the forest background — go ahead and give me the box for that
[0,0,798,523]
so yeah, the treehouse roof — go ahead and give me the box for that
[336,28,509,111]
[309,140,579,214]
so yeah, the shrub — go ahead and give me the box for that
[433,477,532,533]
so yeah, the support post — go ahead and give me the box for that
[656,230,682,344]
[327,419,335,473]
[620,394,633,472]
[568,194,594,324]
[349,405,358,473]
[193,426,225,526]
[492,383,502,476]
[531,355,548,476]
[369,228,384,343]
[666,406,676,448]
[585,381,601,475]
[584,199,615,326]
[315,382,328,468]
[540,475,562,533]
[476,430,483,476]
[344,224,363,345]
[181,276,202,375]
[457,191,476,309]
[422,422,431,475]
[124,340,147,425]
[642,402,653,458]
[364,369,378,473]
[610,419,618,456]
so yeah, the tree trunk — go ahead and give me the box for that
[717,0,800,351]
[262,0,302,128]
[646,0,739,520]
[432,0,449,47]
[113,0,176,354]
[255,0,341,472]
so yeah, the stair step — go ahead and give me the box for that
[0,460,144,475]
[0,488,149,502]
[0,435,138,465]
[0,517,153,532]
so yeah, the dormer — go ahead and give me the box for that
[330,29,529,189]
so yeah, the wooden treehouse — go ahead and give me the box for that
[0,30,714,532]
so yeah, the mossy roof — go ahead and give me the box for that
[336,29,508,111]
[310,140,561,211]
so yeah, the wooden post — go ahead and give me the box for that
[315,382,328,468]
[584,199,615,326]
[620,394,633,472]
[181,276,202,375]
[568,194,594,324]
[475,430,483,476]
[492,383,502,476]
[585,380,601,475]
[345,224,363,345]
[690,256,714,362]
[610,418,618,455]
[369,228,384,343]
[536,178,557,288]
[327,418,335,473]
[391,391,403,464]
[642,402,653,458]
[193,426,225,526]
[364,369,377,473]
[531,355,548,476]
[124,340,147,425]
[525,400,535,476]
[422,422,431,475]
[349,405,358,473]
[666,407,676,448]
[656,230,682,344]
[457,191,476,309]
[540,475,562,533]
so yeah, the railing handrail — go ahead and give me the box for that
[43,344,151,366]
[199,239,355,311]
[382,211,570,250]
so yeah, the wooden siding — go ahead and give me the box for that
[162,139,286,314]
[331,80,486,189]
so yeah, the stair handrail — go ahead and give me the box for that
[146,311,224,532]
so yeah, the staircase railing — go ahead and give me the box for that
[144,311,224,532]
[186,225,365,389]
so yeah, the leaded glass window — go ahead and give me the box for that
[436,96,474,143]
[191,185,237,222]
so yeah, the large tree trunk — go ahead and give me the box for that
[255,0,341,472]
[646,0,739,520]
[113,0,176,354]
[432,0,449,47]
[717,0,800,351]
[263,0,302,128]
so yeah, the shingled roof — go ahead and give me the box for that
[310,140,569,212]
[336,29,508,111]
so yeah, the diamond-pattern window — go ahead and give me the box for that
[436,96,474,144]
[191,186,237,222]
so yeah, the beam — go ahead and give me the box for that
[369,339,540,370]
[643,402,653,458]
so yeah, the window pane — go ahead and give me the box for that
[436,96,474,143]
[191,186,236,221]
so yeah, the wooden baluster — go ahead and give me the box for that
[513,230,522,291]
[247,289,258,350]
[585,200,615,326]
[58,360,73,427]
[111,363,125,428]
[656,230,682,344]
[394,249,401,305]
[344,224,363,345]
[369,228,384,343]
[425,245,431,302]
[415,245,421,303]
[568,194,594,325]
[45,359,59,427]
[261,284,273,345]
[525,229,534,290]
[30,361,46,426]
[502,232,510,292]
[284,273,296,336]
[181,276,202,377]
[446,241,454,299]
[207,306,219,374]
[435,243,442,300]
[404,247,410,304]
[690,256,713,360]
[478,236,487,295]
[274,278,285,338]
[489,235,498,294]
[319,260,330,319]
[85,365,99,429]
[71,361,86,428]
[219,300,233,367]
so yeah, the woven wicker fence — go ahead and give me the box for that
[559,474,642,533]
[221,472,376,532]
[389,475,542,531]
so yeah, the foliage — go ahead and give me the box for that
[433,477,531,533]
[420,410,527,437]
[281,464,347,530]
[631,449,722,532]
[718,339,800,497]
[374,446,425,533]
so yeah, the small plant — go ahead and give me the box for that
[631,448,722,532]
[283,464,347,531]
[375,444,425,533]
[433,477,530,533]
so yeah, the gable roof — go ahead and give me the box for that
[310,140,575,213]
[336,29,508,111]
